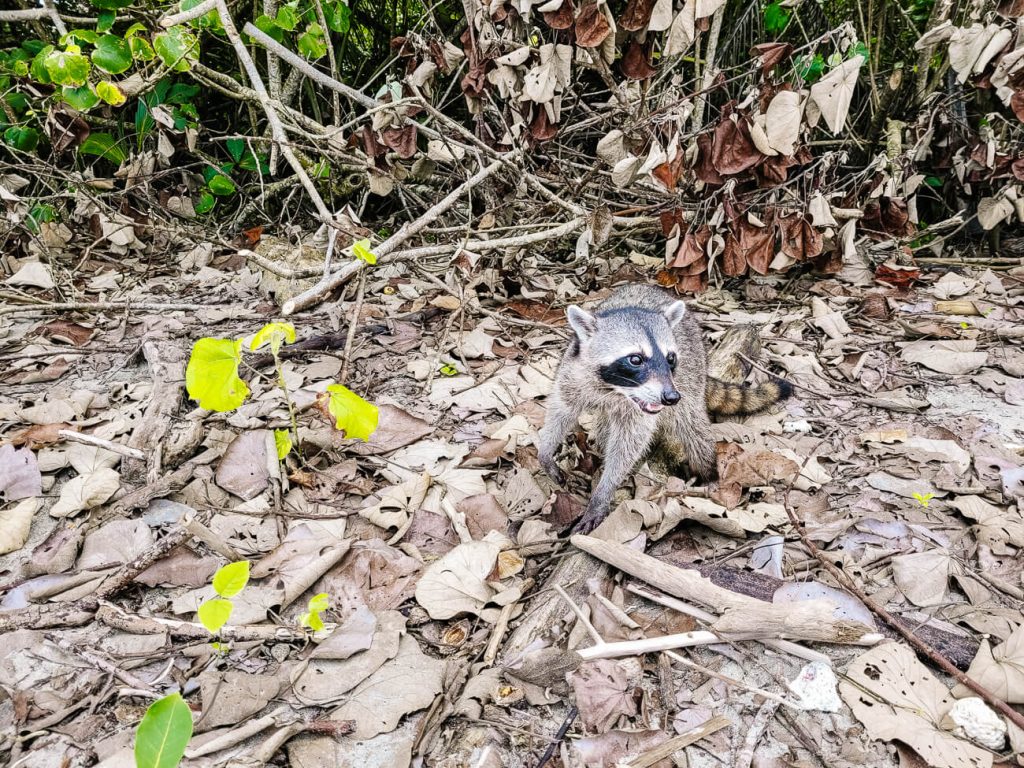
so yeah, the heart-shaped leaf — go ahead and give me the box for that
[185,338,249,412]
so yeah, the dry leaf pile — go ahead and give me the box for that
[1,234,1023,768]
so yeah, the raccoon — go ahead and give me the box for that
[538,284,791,534]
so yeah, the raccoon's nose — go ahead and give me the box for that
[661,389,681,406]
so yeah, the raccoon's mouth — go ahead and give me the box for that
[629,396,664,415]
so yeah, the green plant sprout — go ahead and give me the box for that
[197,560,250,635]
[439,363,458,377]
[352,238,377,264]
[913,492,934,508]
[134,692,192,768]
[184,321,379,451]
[299,592,329,631]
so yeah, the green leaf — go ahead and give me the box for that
[185,337,250,411]
[194,190,215,214]
[130,36,156,61]
[154,26,199,72]
[91,34,132,74]
[63,29,100,45]
[250,321,296,354]
[308,592,329,612]
[297,23,327,60]
[207,173,236,196]
[849,41,869,60]
[225,137,245,162]
[197,598,233,633]
[44,49,91,86]
[924,176,943,188]
[253,15,286,43]
[90,0,134,10]
[326,384,378,441]
[4,126,39,152]
[763,1,790,35]
[301,610,325,631]
[352,238,376,265]
[31,46,54,83]
[95,80,127,106]
[795,53,825,83]
[80,132,126,163]
[96,10,115,33]
[212,560,250,597]
[912,492,934,508]
[134,693,193,768]
[439,363,458,377]
[62,84,100,110]
[274,429,292,459]
[275,4,299,31]
[326,0,351,33]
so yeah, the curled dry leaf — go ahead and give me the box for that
[0,498,40,555]
[839,643,992,768]
[543,0,574,29]
[751,41,793,71]
[711,112,762,175]
[619,0,656,32]
[50,467,120,518]
[779,214,824,261]
[900,340,988,375]
[414,539,501,619]
[620,39,657,80]
[808,55,864,134]
[955,624,1024,704]
[576,2,613,47]
[0,444,42,501]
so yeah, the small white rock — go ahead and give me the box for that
[788,661,842,712]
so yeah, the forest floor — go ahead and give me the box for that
[1,240,1023,768]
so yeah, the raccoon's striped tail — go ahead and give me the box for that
[706,376,792,416]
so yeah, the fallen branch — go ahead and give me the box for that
[281,157,510,315]
[159,0,215,26]
[571,535,882,646]
[58,429,146,461]
[624,716,731,768]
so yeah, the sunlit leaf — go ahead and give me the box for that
[197,598,233,633]
[352,238,376,265]
[308,592,329,612]
[207,173,236,196]
[134,693,193,768]
[185,338,249,412]
[297,23,327,59]
[44,48,90,86]
[250,321,296,354]
[61,84,100,110]
[326,384,379,441]
[212,560,250,597]
[154,26,199,72]
[274,429,292,459]
[95,80,126,106]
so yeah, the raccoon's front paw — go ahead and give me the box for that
[571,504,607,535]
[539,455,566,486]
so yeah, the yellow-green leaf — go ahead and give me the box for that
[306,611,325,631]
[274,429,292,459]
[134,693,193,768]
[250,321,296,354]
[326,384,379,441]
[212,560,250,597]
[352,238,376,265]
[308,592,329,612]
[439,363,458,376]
[197,598,232,633]
[95,80,126,106]
[185,338,249,412]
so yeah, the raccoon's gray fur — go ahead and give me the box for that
[538,284,791,534]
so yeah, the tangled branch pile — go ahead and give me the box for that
[0,0,1022,301]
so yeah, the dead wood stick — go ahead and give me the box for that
[571,535,881,646]
[58,429,145,461]
[624,715,731,768]
[45,633,156,692]
[0,301,245,317]
[281,157,509,315]
[533,705,577,768]
[782,493,1024,733]
[96,603,307,642]
[387,217,588,260]
[0,525,192,632]
[124,339,186,484]
[159,0,215,26]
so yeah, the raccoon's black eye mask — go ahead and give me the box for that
[599,356,650,388]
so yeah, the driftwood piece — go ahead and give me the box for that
[705,324,760,382]
[572,535,879,645]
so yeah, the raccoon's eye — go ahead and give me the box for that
[627,354,644,366]
[667,352,677,369]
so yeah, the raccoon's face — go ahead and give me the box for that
[567,301,686,415]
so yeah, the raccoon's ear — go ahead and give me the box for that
[566,305,597,341]
[664,300,687,327]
